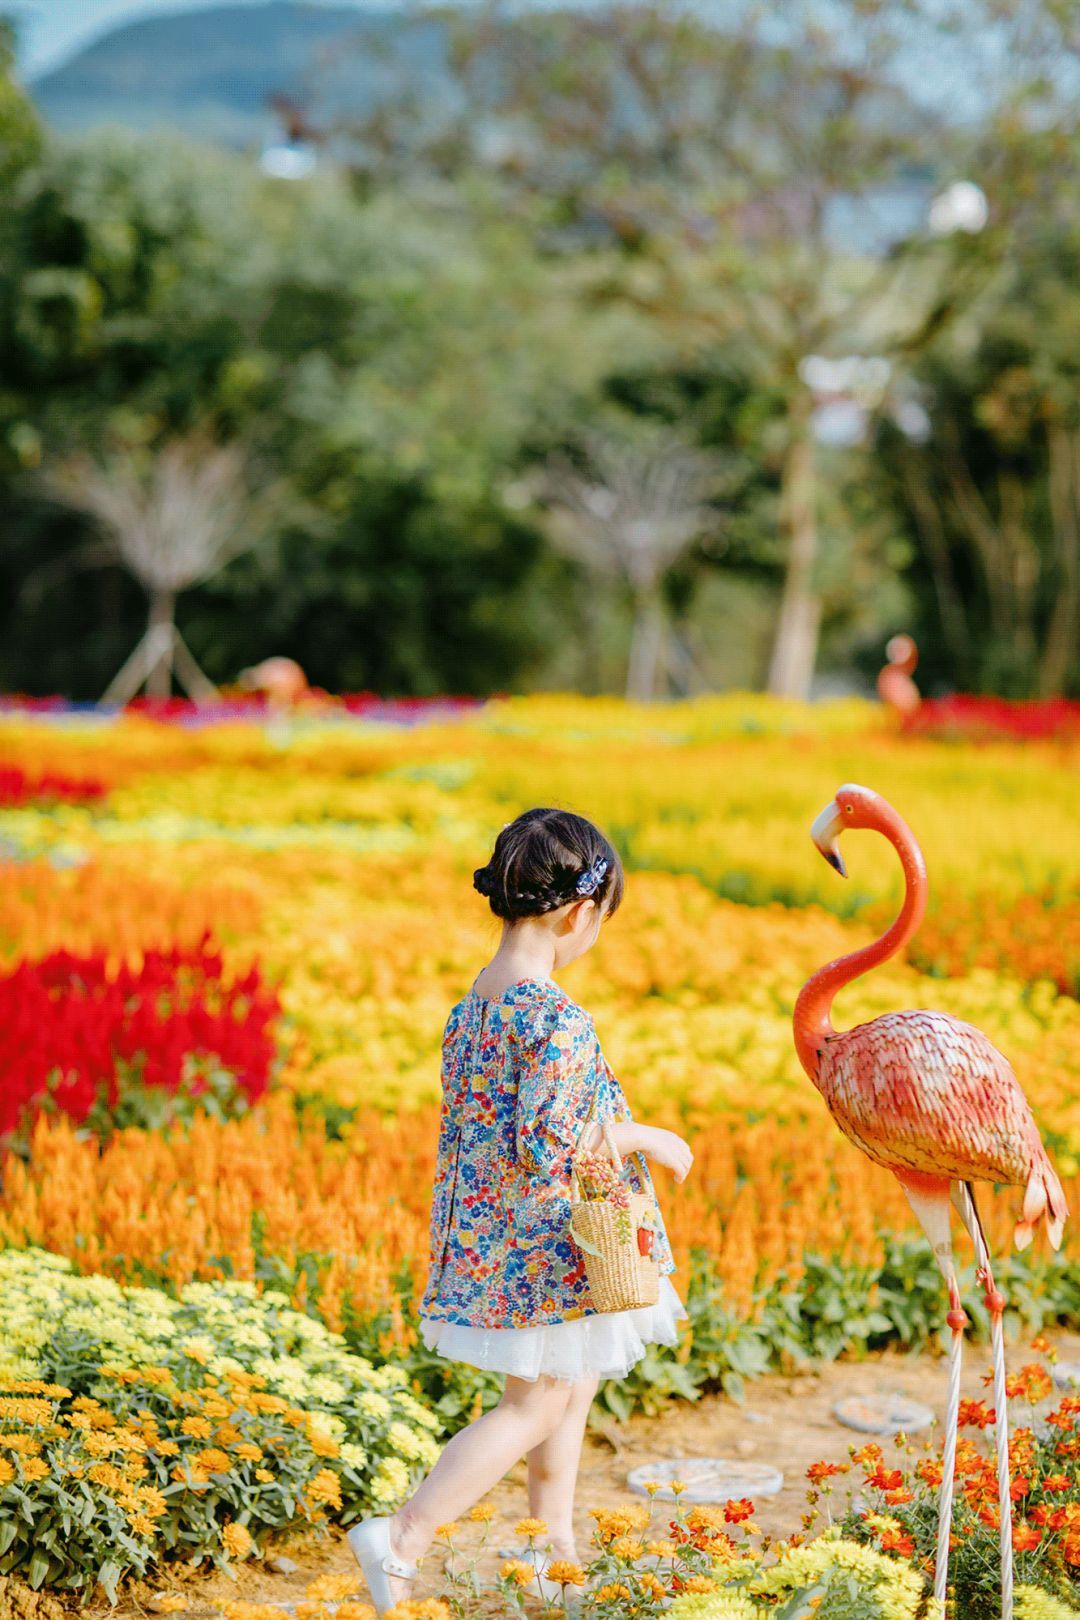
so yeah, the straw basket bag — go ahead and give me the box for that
[569,1115,660,1313]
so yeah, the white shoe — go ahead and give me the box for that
[347,1517,418,1616]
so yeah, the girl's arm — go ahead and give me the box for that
[587,1119,693,1183]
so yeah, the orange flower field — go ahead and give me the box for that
[1,694,1079,1408]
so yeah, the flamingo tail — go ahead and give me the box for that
[1015,1159,1068,1252]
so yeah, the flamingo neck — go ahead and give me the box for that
[793,804,927,1081]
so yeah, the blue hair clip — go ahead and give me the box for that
[575,856,609,897]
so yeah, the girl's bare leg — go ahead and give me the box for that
[383,1375,575,1601]
[526,1377,598,1559]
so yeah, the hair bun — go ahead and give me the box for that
[473,866,496,897]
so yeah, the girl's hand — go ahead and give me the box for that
[635,1125,694,1183]
[601,1121,693,1182]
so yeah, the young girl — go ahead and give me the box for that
[349,808,693,1613]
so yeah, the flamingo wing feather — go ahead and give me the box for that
[819,1009,1067,1248]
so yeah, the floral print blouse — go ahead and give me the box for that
[420,977,675,1330]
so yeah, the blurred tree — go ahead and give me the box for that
[537,426,725,699]
[878,222,1080,698]
[38,436,266,700]
[0,132,622,696]
[340,0,1075,697]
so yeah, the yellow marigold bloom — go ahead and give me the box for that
[639,1572,666,1599]
[138,1486,168,1518]
[128,1513,157,1537]
[383,1603,451,1620]
[215,1425,243,1446]
[88,1463,127,1491]
[305,1575,359,1602]
[609,1537,645,1561]
[284,1408,309,1429]
[544,1561,586,1587]
[156,1440,181,1456]
[20,1458,48,1482]
[595,1585,633,1603]
[222,1523,254,1561]
[591,1505,650,1541]
[251,1394,288,1415]
[0,1459,15,1486]
[647,1539,677,1558]
[255,1468,274,1483]
[334,1605,377,1620]
[2,1435,42,1455]
[307,1468,342,1508]
[680,1576,718,1594]
[310,1433,340,1459]
[181,1417,212,1439]
[83,1431,119,1457]
[202,1398,231,1419]
[195,1448,232,1474]
[514,1518,548,1538]
[500,1561,534,1588]
[688,1506,729,1533]
[234,1442,263,1462]
[468,1503,496,1523]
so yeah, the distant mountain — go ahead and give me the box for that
[29,2,440,148]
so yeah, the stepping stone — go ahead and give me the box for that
[1053,1362,1080,1391]
[832,1394,934,1434]
[627,1458,783,1502]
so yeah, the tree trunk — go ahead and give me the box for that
[146,588,176,698]
[626,589,664,702]
[767,407,820,699]
[1040,424,1080,698]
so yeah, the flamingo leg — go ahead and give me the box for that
[954,1184,1013,1620]
[897,1172,967,1613]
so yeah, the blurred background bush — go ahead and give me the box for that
[1,0,1077,703]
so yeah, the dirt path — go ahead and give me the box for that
[90,1332,1080,1616]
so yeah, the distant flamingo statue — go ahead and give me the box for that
[794,785,1067,1620]
[239,657,310,710]
[877,633,921,719]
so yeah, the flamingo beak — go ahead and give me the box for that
[810,799,847,878]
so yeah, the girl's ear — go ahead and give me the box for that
[555,897,593,935]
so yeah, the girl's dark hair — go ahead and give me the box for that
[473,808,624,922]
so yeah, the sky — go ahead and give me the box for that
[11,0,374,79]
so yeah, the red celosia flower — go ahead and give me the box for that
[0,937,279,1137]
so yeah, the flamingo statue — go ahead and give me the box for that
[877,634,921,719]
[794,785,1067,1620]
[238,657,310,709]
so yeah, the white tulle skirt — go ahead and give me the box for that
[419,1276,686,1384]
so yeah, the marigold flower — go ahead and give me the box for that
[544,1561,585,1586]
[307,1469,342,1508]
[514,1518,548,1538]
[806,1460,849,1483]
[1011,1521,1041,1552]
[467,1502,495,1523]
[958,1399,995,1429]
[305,1576,359,1602]
[595,1585,634,1602]
[499,1560,534,1588]
[724,1498,755,1524]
